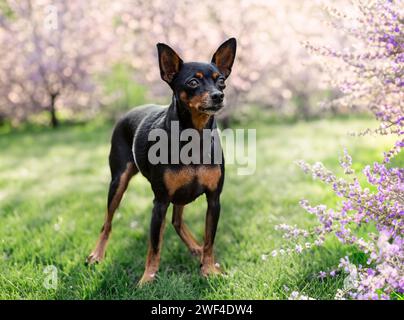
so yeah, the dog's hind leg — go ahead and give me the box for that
[86,133,138,265]
[172,205,203,257]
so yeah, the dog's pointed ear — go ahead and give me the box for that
[211,38,237,78]
[156,43,183,84]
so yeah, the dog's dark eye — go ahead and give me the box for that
[187,79,199,88]
[217,78,226,88]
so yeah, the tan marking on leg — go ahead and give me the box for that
[87,162,137,264]
[172,205,202,257]
[197,166,221,191]
[201,210,222,276]
[138,220,166,286]
[107,163,136,214]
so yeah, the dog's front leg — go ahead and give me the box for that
[138,199,169,286]
[201,193,222,277]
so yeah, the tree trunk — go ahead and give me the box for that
[298,93,311,120]
[49,94,59,128]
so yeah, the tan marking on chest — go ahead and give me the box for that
[190,109,210,131]
[164,166,221,196]
[164,167,195,197]
[197,166,222,191]
[179,91,211,130]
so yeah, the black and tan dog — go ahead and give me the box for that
[86,38,237,285]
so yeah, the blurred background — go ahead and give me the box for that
[0,0,356,128]
[0,0,401,300]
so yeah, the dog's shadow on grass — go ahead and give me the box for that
[59,169,246,299]
[71,202,232,299]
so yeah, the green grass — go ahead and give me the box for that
[0,116,397,299]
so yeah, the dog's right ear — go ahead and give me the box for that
[157,43,183,84]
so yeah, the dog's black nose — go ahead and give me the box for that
[211,91,224,103]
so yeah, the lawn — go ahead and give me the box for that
[0,116,397,299]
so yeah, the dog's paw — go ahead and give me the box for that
[137,272,156,287]
[190,246,203,258]
[85,251,105,265]
[200,262,223,277]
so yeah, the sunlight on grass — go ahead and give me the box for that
[0,117,396,299]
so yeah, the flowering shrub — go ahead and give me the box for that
[274,0,403,299]
[305,0,403,136]
[290,149,402,300]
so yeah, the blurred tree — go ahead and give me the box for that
[117,0,341,124]
[0,0,351,127]
[0,0,119,127]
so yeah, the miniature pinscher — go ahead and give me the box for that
[86,38,237,286]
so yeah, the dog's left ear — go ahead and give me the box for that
[211,38,237,78]
[157,43,183,84]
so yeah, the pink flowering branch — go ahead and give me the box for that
[273,0,403,300]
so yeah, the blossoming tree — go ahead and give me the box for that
[118,0,336,124]
[0,0,118,127]
[0,0,345,126]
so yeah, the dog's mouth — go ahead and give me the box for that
[200,103,224,114]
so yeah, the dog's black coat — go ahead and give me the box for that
[88,38,237,284]
[112,99,222,205]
